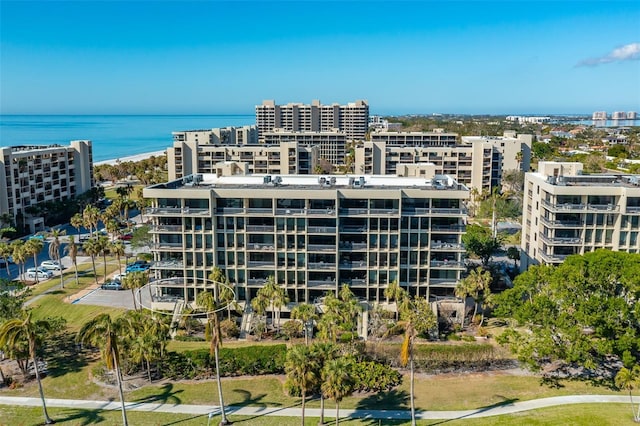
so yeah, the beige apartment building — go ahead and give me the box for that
[521,161,640,270]
[143,173,468,305]
[0,140,94,232]
[355,131,532,193]
[262,130,348,166]
[167,139,319,181]
[256,99,369,141]
[172,125,258,146]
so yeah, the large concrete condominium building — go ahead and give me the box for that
[172,125,258,146]
[143,173,468,305]
[0,141,93,232]
[355,131,532,193]
[521,161,640,270]
[262,130,347,166]
[167,139,319,181]
[255,99,369,142]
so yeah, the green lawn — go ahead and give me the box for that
[0,403,635,425]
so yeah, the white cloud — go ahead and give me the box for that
[577,42,640,67]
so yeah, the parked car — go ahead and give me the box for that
[125,264,150,273]
[40,260,62,271]
[27,234,46,241]
[26,268,53,280]
[113,272,128,282]
[101,280,123,291]
[118,233,133,241]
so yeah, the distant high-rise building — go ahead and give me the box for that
[612,111,627,120]
[627,111,638,120]
[255,99,369,142]
[592,111,607,120]
[0,141,93,233]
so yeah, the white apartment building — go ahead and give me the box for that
[255,99,369,141]
[521,161,640,270]
[354,131,532,193]
[167,140,319,181]
[143,173,469,305]
[172,125,258,146]
[262,130,348,166]
[0,141,94,232]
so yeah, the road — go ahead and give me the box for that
[0,394,633,420]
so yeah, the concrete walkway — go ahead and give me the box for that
[0,395,632,420]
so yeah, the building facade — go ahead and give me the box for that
[172,125,259,146]
[167,140,318,181]
[255,99,369,141]
[144,173,468,305]
[354,131,531,193]
[0,141,93,232]
[262,130,347,166]
[521,161,640,270]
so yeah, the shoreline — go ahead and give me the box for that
[94,150,166,166]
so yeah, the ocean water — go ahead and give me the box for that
[0,115,254,162]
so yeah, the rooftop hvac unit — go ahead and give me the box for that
[263,175,272,184]
[273,176,282,186]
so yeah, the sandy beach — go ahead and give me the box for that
[94,150,166,166]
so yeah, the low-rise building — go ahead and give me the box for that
[521,161,640,270]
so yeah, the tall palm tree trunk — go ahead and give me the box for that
[214,345,229,425]
[58,253,64,289]
[33,255,39,284]
[319,394,325,425]
[335,402,340,426]
[73,260,79,286]
[410,357,416,426]
[113,349,129,426]
[300,390,306,426]
[91,256,98,285]
[32,351,54,424]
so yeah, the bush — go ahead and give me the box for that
[350,360,402,392]
[220,319,240,338]
[174,335,205,342]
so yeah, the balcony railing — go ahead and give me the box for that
[153,242,183,250]
[626,206,640,214]
[339,242,367,250]
[307,226,337,234]
[307,244,336,252]
[147,207,210,216]
[540,235,583,245]
[428,279,458,287]
[152,260,184,268]
[339,261,367,269]
[431,241,465,250]
[247,261,274,267]
[539,252,570,263]
[151,224,182,233]
[430,260,465,268]
[540,216,584,227]
[402,207,467,216]
[308,262,336,270]
[246,225,275,232]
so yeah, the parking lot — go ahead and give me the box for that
[72,285,136,309]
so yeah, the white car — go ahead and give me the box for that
[26,268,53,280]
[113,272,128,282]
[40,260,62,271]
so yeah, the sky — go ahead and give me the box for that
[1,0,639,115]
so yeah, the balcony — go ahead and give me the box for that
[428,279,458,287]
[152,260,184,269]
[431,241,465,250]
[402,208,467,216]
[307,226,337,234]
[626,206,640,214]
[247,260,274,267]
[308,262,336,270]
[432,225,465,232]
[246,225,275,232]
[147,207,210,217]
[248,243,275,251]
[150,224,182,233]
[541,200,585,211]
[339,242,367,251]
[540,235,583,245]
[430,260,466,269]
[339,261,367,269]
[540,217,584,227]
[216,207,246,215]
[539,252,570,263]
[308,280,336,288]
[307,244,336,252]
[153,242,183,250]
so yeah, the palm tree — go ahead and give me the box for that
[384,279,406,321]
[311,342,339,425]
[0,312,55,424]
[82,205,100,237]
[285,344,318,425]
[125,310,169,382]
[48,229,66,288]
[82,238,100,285]
[196,290,230,425]
[111,241,126,274]
[77,313,130,426]
[0,242,12,277]
[400,321,418,426]
[70,213,84,242]
[615,365,640,422]
[25,238,44,284]
[96,236,110,280]
[291,303,317,345]
[11,241,27,281]
[271,282,289,332]
[64,238,79,287]
[456,267,493,326]
[321,357,354,426]
[121,271,148,311]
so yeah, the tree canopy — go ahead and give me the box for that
[495,250,640,372]
[462,224,502,267]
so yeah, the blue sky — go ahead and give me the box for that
[1,0,639,115]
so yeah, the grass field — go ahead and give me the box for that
[0,403,635,426]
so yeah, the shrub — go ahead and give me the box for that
[174,335,206,342]
[220,319,240,338]
[350,359,402,392]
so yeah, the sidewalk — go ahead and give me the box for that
[0,395,632,420]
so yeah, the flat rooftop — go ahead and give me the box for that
[148,174,469,192]
[532,172,640,188]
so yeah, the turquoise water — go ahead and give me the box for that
[0,115,254,162]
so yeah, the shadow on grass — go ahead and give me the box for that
[162,413,210,425]
[426,397,519,425]
[230,389,305,424]
[133,382,183,405]
[356,388,410,411]
[52,407,105,425]
[44,331,89,378]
